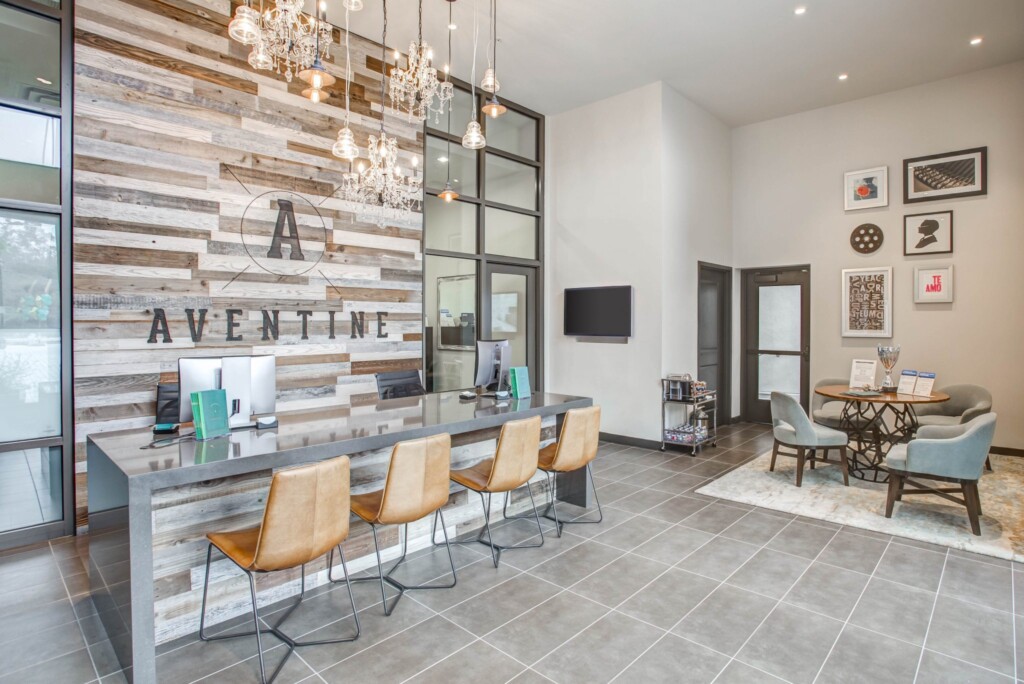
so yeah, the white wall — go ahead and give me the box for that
[545,82,732,440]
[546,82,665,438]
[731,60,1024,447]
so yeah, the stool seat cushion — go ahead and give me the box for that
[882,444,908,472]
[537,443,559,471]
[450,458,495,492]
[774,422,848,448]
[915,414,962,428]
[208,527,261,569]
[350,489,385,524]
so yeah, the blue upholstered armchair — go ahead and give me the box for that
[770,392,850,487]
[913,384,992,427]
[882,413,997,535]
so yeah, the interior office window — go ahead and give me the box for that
[424,195,477,253]
[0,5,60,107]
[484,108,537,160]
[0,210,62,443]
[426,135,478,198]
[485,207,536,260]
[485,154,537,211]
[0,106,61,205]
[424,256,477,392]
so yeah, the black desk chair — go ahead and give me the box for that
[376,371,426,400]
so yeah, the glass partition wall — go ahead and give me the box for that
[0,0,73,548]
[423,82,544,393]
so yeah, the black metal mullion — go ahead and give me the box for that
[0,0,61,21]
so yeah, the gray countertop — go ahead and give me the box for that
[87,391,592,490]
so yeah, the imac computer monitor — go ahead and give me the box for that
[474,340,511,392]
[178,355,276,426]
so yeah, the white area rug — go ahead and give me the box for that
[697,452,1024,561]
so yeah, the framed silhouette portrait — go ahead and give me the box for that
[903,211,953,256]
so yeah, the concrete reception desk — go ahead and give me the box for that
[86,391,592,682]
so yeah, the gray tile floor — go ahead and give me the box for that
[0,423,1019,684]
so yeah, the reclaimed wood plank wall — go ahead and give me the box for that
[73,0,425,524]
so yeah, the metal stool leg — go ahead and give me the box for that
[451,485,546,567]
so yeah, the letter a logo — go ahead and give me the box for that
[267,200,305,261]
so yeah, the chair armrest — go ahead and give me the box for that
[916,424,967,440]
[960,404,992,424]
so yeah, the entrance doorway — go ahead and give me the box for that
[741,266,811,423]
[697,262,732,421]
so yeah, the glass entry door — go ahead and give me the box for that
[483,264,537,389]
[741,267,810,423]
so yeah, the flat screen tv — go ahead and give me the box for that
[564,286,633,337]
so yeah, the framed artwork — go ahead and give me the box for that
[842,267,892,338]
[903,147,987,203]
[844,166,888,211]
[904,211,953,256]
[914,265,954,303]
[491,292,519,333]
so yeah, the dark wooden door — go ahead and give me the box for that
[741,266,811,423]
[697,262,731,420]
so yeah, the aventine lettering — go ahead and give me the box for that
[147,309,389,343]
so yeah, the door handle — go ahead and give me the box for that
[802,347,809,360]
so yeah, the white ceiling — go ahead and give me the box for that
[332,0,1024,127]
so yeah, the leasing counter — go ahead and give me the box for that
[86,390,593,683]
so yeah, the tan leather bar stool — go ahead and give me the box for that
[336,433,456,616]
[199,456,360,684]
[447,415,545,567]
[504,406,603,537]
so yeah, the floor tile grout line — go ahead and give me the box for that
[809,535,894,683]
[607,512,804,684]
[913,548,951,682]
[708,523,844,683]
[432,612,561,683]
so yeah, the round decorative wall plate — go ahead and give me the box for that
[850,223,883,254]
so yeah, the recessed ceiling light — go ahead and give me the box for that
[36,76,52,85]
[970,36,983,46]
[794,6,806,15]
[438,156,449,163]
[838,73,849,81]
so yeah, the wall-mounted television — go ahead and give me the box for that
[564,286,633,337]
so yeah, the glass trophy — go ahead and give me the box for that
[877,344,900,393]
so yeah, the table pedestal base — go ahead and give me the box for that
[839,401,919,483]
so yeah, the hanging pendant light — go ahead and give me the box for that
[228,3,261,45]
[439,2,459,203]
[298,5,335,102]
[480,0,505,118]
[332,8,360,161]
[342,0,363,10]
[462,0,486,150]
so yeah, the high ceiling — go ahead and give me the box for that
[331,0,1024,126]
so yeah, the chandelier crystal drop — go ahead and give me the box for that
[229,0,333,83]
[389,1,453,123]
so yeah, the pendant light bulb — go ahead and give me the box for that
[480,67,500,94]
[462,120,486,149]
[298,58,336,89]
[438,181,459,203]
[302,87,325,103]
[228,5,261,45]
[332,126,360,161]
[481,94,506,118]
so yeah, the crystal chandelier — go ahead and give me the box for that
[389,0,453,123]
[342,0,421,226]
[228,0,333,83]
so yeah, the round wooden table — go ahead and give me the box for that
[813,385,950,483]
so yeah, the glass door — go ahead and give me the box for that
[741,267,810,423]
[483,264,537,389]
